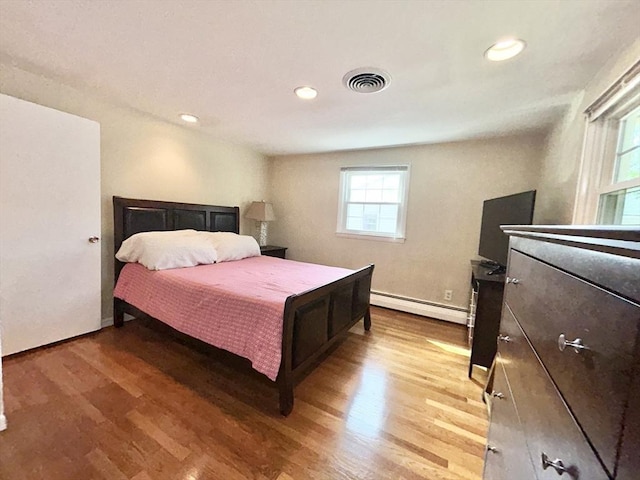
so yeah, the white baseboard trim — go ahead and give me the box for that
[101,314,134,329]
[101,317,113,328]
[371,292,468,325]
[0,414,7,431]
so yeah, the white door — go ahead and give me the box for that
[0,94,101,356]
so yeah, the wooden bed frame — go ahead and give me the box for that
[113,196,374,416]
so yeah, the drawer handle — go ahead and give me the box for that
[491,391,505,399]
[498,334,512,343]
[487,445,499,454]
[506,277,520,284]
[558,334,590,354]
[541,452,568,475]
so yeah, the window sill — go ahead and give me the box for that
[335,232,406,243]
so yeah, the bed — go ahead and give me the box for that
[112,196,374,416]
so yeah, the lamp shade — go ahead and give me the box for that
[245,201,275,221]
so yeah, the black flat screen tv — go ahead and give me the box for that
[478,190,536,272]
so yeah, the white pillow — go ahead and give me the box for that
[204,232,261,262]
[115,230,218,270]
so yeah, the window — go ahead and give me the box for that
[597,105,640,224]
[337,166,409,241]
[574,61,640,225]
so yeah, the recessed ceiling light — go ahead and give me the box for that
[180,113,199,123]
[294,86,318,100]
[485,38,526,61]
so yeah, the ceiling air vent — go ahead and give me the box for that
[343,67,391,94]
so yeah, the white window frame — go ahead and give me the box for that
[336,165,410,242]
[573,61,640,224]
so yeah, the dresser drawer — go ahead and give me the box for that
[617,340,640,480]
[505,249,639,475]
[499,306,609,479]
[483,356,535,480]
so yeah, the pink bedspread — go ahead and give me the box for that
[113,256,354,380]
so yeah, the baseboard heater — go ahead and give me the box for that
[370,291,468,325]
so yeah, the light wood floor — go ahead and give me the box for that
[0,306,488,480]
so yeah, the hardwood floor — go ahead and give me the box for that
[0,307,488,480]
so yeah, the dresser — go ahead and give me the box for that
[483,226,640,480]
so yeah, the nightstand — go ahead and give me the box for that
[260,245,287,259]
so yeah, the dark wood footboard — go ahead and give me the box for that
[277,264,374,416]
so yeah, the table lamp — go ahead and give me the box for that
[245,201,275,246]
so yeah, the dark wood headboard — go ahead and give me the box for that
[113,196,240,281]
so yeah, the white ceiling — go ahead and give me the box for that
[0,0,638,156]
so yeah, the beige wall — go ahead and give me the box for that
[268,134,544,308]
[535,39,640,224]
[0,63,269,320]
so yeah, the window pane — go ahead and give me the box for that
[365,189,382,202]
[362,204,379,232]
[346,217,363,230]
[363,204,379,215]
[380,204,398,218]
[383,174,400,189]
[618,107,640,152]
[367,175,384,189]
[345,203,399,233]
[382,189,398,202]
[362,213,378,231]
[614,148,640,183]
[350,175,367,189]
[350,189,365,202]
[615,105,640,183]
[598,186,640,225]
[347,203,363,217]
[378,218,397,233]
